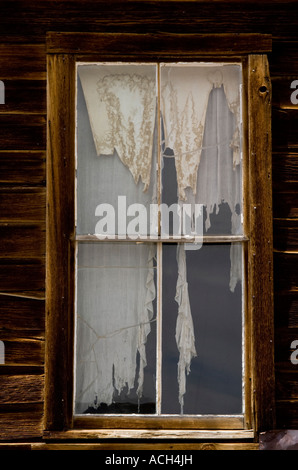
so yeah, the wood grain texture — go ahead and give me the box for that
[0,333,44,365]
[0,0,297,443]
[47,31,272,55]
[0,224,45,259]
[45,53,76,431]
[275,401,298,429]
[0,441,259,450]
[270,41,298,76]
[273,218,298,251]
[0,80,46,115]
[0,374,44,404]
[274,290,298,328]
[272,109,298,150]
[0,405,43,440]
[272,77,298,110]
[273,191,298,219]
[0,44,46,79]
[43,428,254,441]
[0,295,45,331]
[0,188,45,223]
[74,415,244,431]
[0,115,46,151]
[0,1,298,40]
[247,55,275,432]
[0,263,45,293]
[0,151,46,185]
[274,252,298,292]
[272,152,298,186]
[275,368,298,400]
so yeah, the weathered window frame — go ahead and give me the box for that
[44,32,274,441]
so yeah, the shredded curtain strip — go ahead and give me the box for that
[76,64,242,414]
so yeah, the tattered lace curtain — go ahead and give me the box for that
[75,63,242,414]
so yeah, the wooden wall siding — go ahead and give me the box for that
[0,38,46,439]
[0,0,297,445]
[0,152,46,186]
[271,39,298,428]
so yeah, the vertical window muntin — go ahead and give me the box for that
[74,61,246,418]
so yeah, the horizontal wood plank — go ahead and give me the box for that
[272,76,298,109]
[0,334,44,365]
[0,295,45,331]
[275,369,298,401]
[272,109,298,150]
[273,191,298,219]
[0,404,43,440]
[74,415,244,431]
[274,289,298,328]
[273,218,298,251]
[47,32,272,55]
[274,252,298,291]
[0,1,296,40]
[272,152,298,186]
[0,79,46,114]
[276,401,298,429]
[0,115,46,151]
[30,442,259,450]
[0,374,44,403]
[0,224,45,259]
[0,151,46,185]
[0,263,45,293]
[270,41,298,76]
[0,443,32,450]
[0,44,45,79]
[0,188,45,223]
[43,428,254,441]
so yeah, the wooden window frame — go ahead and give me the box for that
[44,32,274,441]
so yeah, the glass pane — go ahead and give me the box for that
[160,63,243,236]
[74,242,157,414]
[162,243,243,415]
[76,63,158,237]
[74,61,245,418]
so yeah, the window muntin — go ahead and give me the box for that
[74,61,245,417]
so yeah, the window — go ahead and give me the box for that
[75,61,243,417]
[45,33,274,440]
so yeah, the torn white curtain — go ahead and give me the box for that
[162,65,243,296]
[78,64,157,191]
[76,63,242,413]
[160,64,242,201]
[75,243,156,412]
[78,64,241,199]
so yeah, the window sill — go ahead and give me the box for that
[43,428,255,441]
